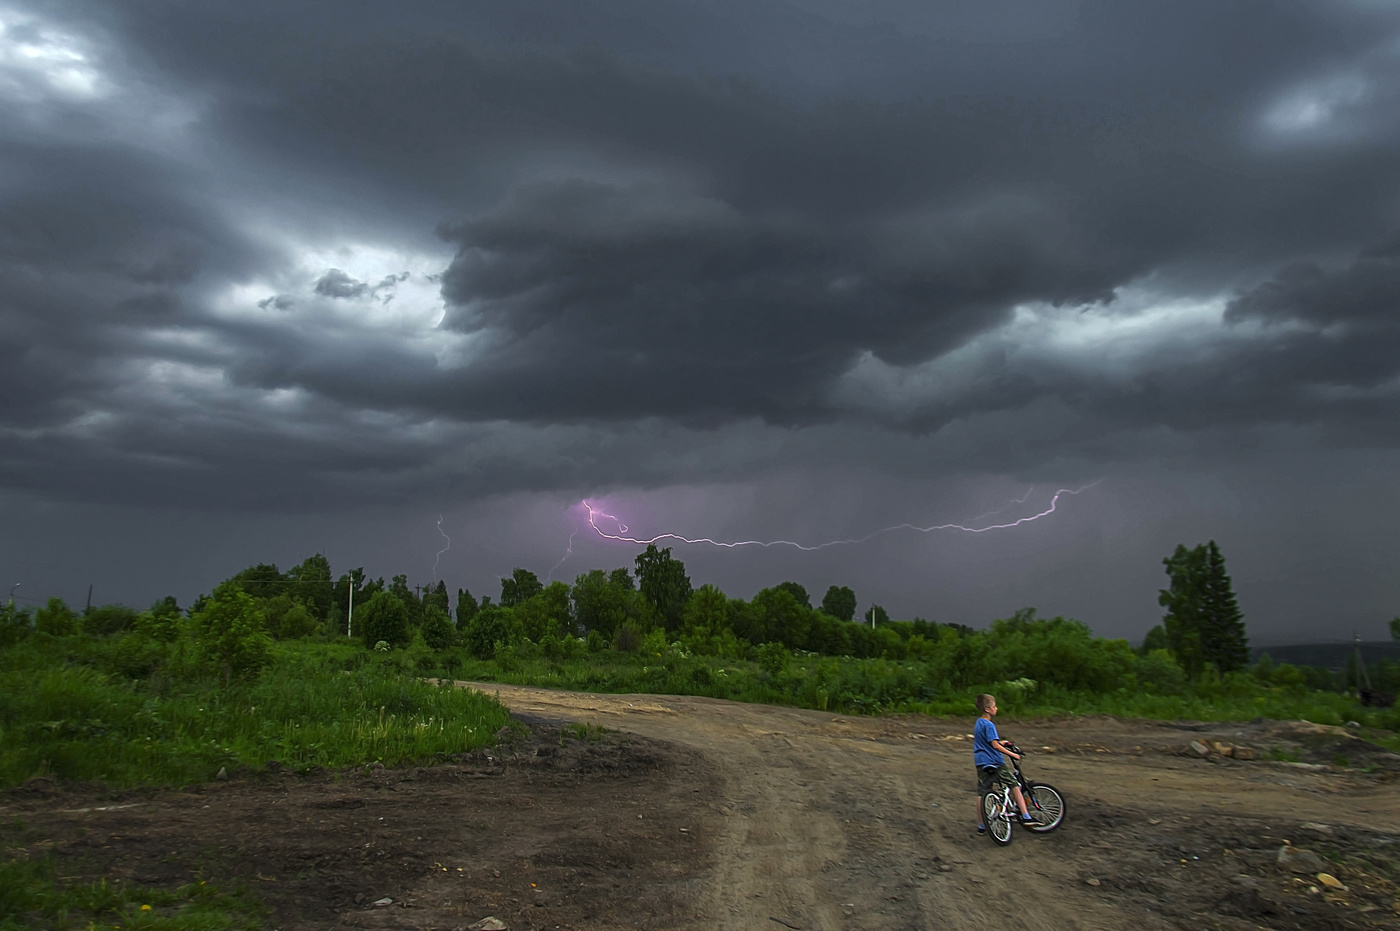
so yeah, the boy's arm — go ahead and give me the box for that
[990,738,1021,760]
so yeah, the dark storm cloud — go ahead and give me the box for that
[5,0,1400,512]
[824,233,1400,442]
[1215,236,1400,433]
[0,139,260,428]
[429,176,1116,424]
[313,269,367,300]
[1228,235,1400,329]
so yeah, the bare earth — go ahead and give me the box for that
[4,683,1399,930]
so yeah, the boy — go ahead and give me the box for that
[973,693,1037,834]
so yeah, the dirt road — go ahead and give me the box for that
[473,683,1400,931]
[4,684,1398,930]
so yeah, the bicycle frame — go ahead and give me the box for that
[981,740,1065,843]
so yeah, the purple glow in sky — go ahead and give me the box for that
[582,485,1098,552]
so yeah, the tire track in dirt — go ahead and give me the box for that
[471,684,1365,930]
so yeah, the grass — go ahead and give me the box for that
[560,722,608,743]
[0,638,510,788]
[0,855,263,930]
[413,640,1400,751]
[3,628,1396,791]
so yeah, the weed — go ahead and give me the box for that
[560,722,608,744]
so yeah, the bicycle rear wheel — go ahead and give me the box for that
[1024,782,1065,833]
[982,792,1013,846]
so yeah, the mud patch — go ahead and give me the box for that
[0,723,718,930]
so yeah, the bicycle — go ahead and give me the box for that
[980,741,1065,845]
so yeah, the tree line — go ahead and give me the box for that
[5,536,1395,698]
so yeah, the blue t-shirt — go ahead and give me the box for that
[973,716,1001,769]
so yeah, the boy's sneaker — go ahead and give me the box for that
[976,823,987,835]
[1019,814,1038,825]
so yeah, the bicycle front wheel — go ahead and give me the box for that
[982,792,1013,846]
[1024,782,1065,833]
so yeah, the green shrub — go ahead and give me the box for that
[465,605,510,659]
[359,591,410,650]
[191,586,272,681]
[421,605,455,651]
[83,604,138,637]
[614,621,647,652]
[135,608,183,643]
[756,641,791,676]
[112,632,173,679]
[35,598,79,637]
[270,601,319,640]
[1137,649,1188,694]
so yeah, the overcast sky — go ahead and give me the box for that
[3,0,1400,644]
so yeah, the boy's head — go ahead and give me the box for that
[976,693,997,716]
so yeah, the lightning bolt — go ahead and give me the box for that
[582,483,1098,552]
[432,515,451,581]
[547,528,578,582]
[968,487,1034,524]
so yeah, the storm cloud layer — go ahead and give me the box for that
[3,1,1400,635]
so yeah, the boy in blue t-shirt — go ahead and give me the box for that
[973,693,1037,834]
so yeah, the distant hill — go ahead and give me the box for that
[1252,641,1400,671]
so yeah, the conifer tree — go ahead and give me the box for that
[455,587,478,629]
[1201,540,1248,672]
[1159,540,1248,677]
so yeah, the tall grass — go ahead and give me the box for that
[0,638,509,788]
[420,639,1400,751]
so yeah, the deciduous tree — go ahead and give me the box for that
[774,581,811,608]
[681,584,730,639]
[288,554,333,619]
[500,568,542,607]
[634,544,692,631]
[572,569,630,638]
[229,563,283,601]
[820,585,857,622]
[1160,544,1207,677]
[515,582,573,642]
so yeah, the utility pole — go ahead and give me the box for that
[85,584,93,613]
[347,571,357,638]
[7,583,18,608]
[1354,631,1373,701]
